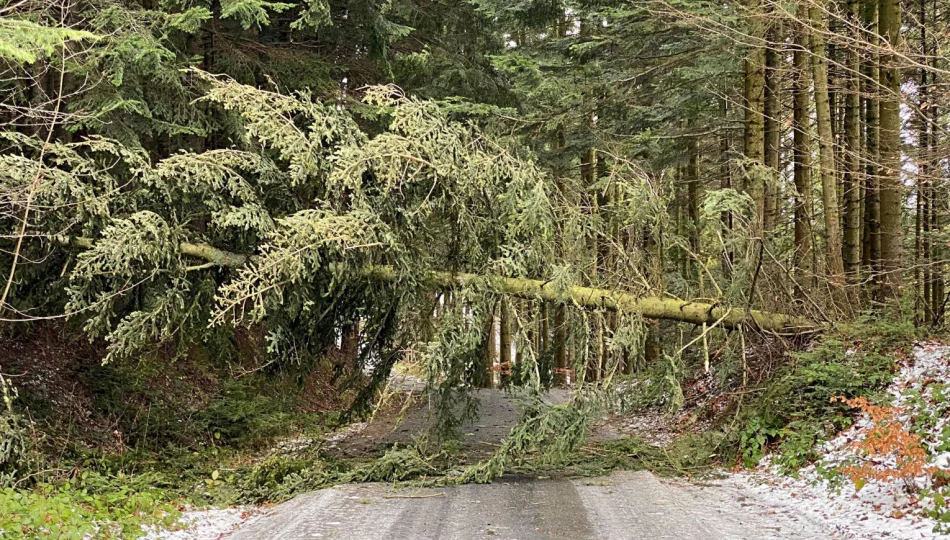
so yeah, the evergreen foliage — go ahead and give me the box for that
[1,0,949,508]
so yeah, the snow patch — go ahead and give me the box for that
[729,343,950,539]
[143,507,263,540]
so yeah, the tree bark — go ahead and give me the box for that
[918,0,933,322]
[809,5,847,293]
[929,30,944,324]
[686,132,701,282]
[793,36,815,296]
[477,307,494,389]
[744,0,767,230]
[843,0,863,280]
[862,0,882,286]
[540,302,550,365]
[553,302,568,385]
[499,299,512,385]
[764,23,782,232]
[878,0,903,297]
[720,96,734,279]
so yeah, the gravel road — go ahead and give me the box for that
[227,470,828,539]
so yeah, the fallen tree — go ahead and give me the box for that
[65,236,818,333]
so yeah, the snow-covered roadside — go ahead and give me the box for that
[142,507,265,540]
[727,343,950,539]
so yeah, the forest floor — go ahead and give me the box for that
[147,344,950,539]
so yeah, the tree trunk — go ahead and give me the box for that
[862,0,882,287]
[540,302,550,375]
[878,0,903,297]
[476,307,493,389]
[809,4,847,294]
[596,151,616,373]
[553,303,568,385]
[488,304,500,388]
[720,96,734,278]
[65,237,820,332]
[686,132,701,282]
[588,314,604,382]
[500,299,511,385]
[843,0,863,280]
[764,23,782,232]
[744,0,767,230]
[793,36,815,296]
[929,34,944,325]
[918,0,933,322]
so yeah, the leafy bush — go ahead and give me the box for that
[832,396,933,490]
[922,471,950,533]
[0,483,180,539]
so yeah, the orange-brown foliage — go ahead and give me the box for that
[831,396,935,487]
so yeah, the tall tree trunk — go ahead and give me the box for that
[686,132,701,282]
[581,140,599,381]
[878,0,903,297]
[929,24,944,325]
[489,304,500,388]
[553,119,569,385]
[554,304,567,385]
[916,171,924,316]
[764,22,782,232]
[516,301,526,381]
[540,302,550,378]
[793,36,815,296]
[828,39,839,196]
[477,306,494,389]
[919,0,933,322]
[744,0,767,230]
[809,4,847,294]
[588,314,604,382]
[863,0,882,286]
[675,165,686,276]
[66,234,823,332]
[202,0,220,71]
[843,0,863,280]
[596,151,616,373]
[720,96,734,279]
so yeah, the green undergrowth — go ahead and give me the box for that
[737,318,916,472]
[0,482,181,540]
[0,337,358,537]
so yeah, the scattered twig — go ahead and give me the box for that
[382,492,446,499]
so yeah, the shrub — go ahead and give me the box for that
[0,483,180,539]
[737,319,912,471]
[832,396,934,490]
